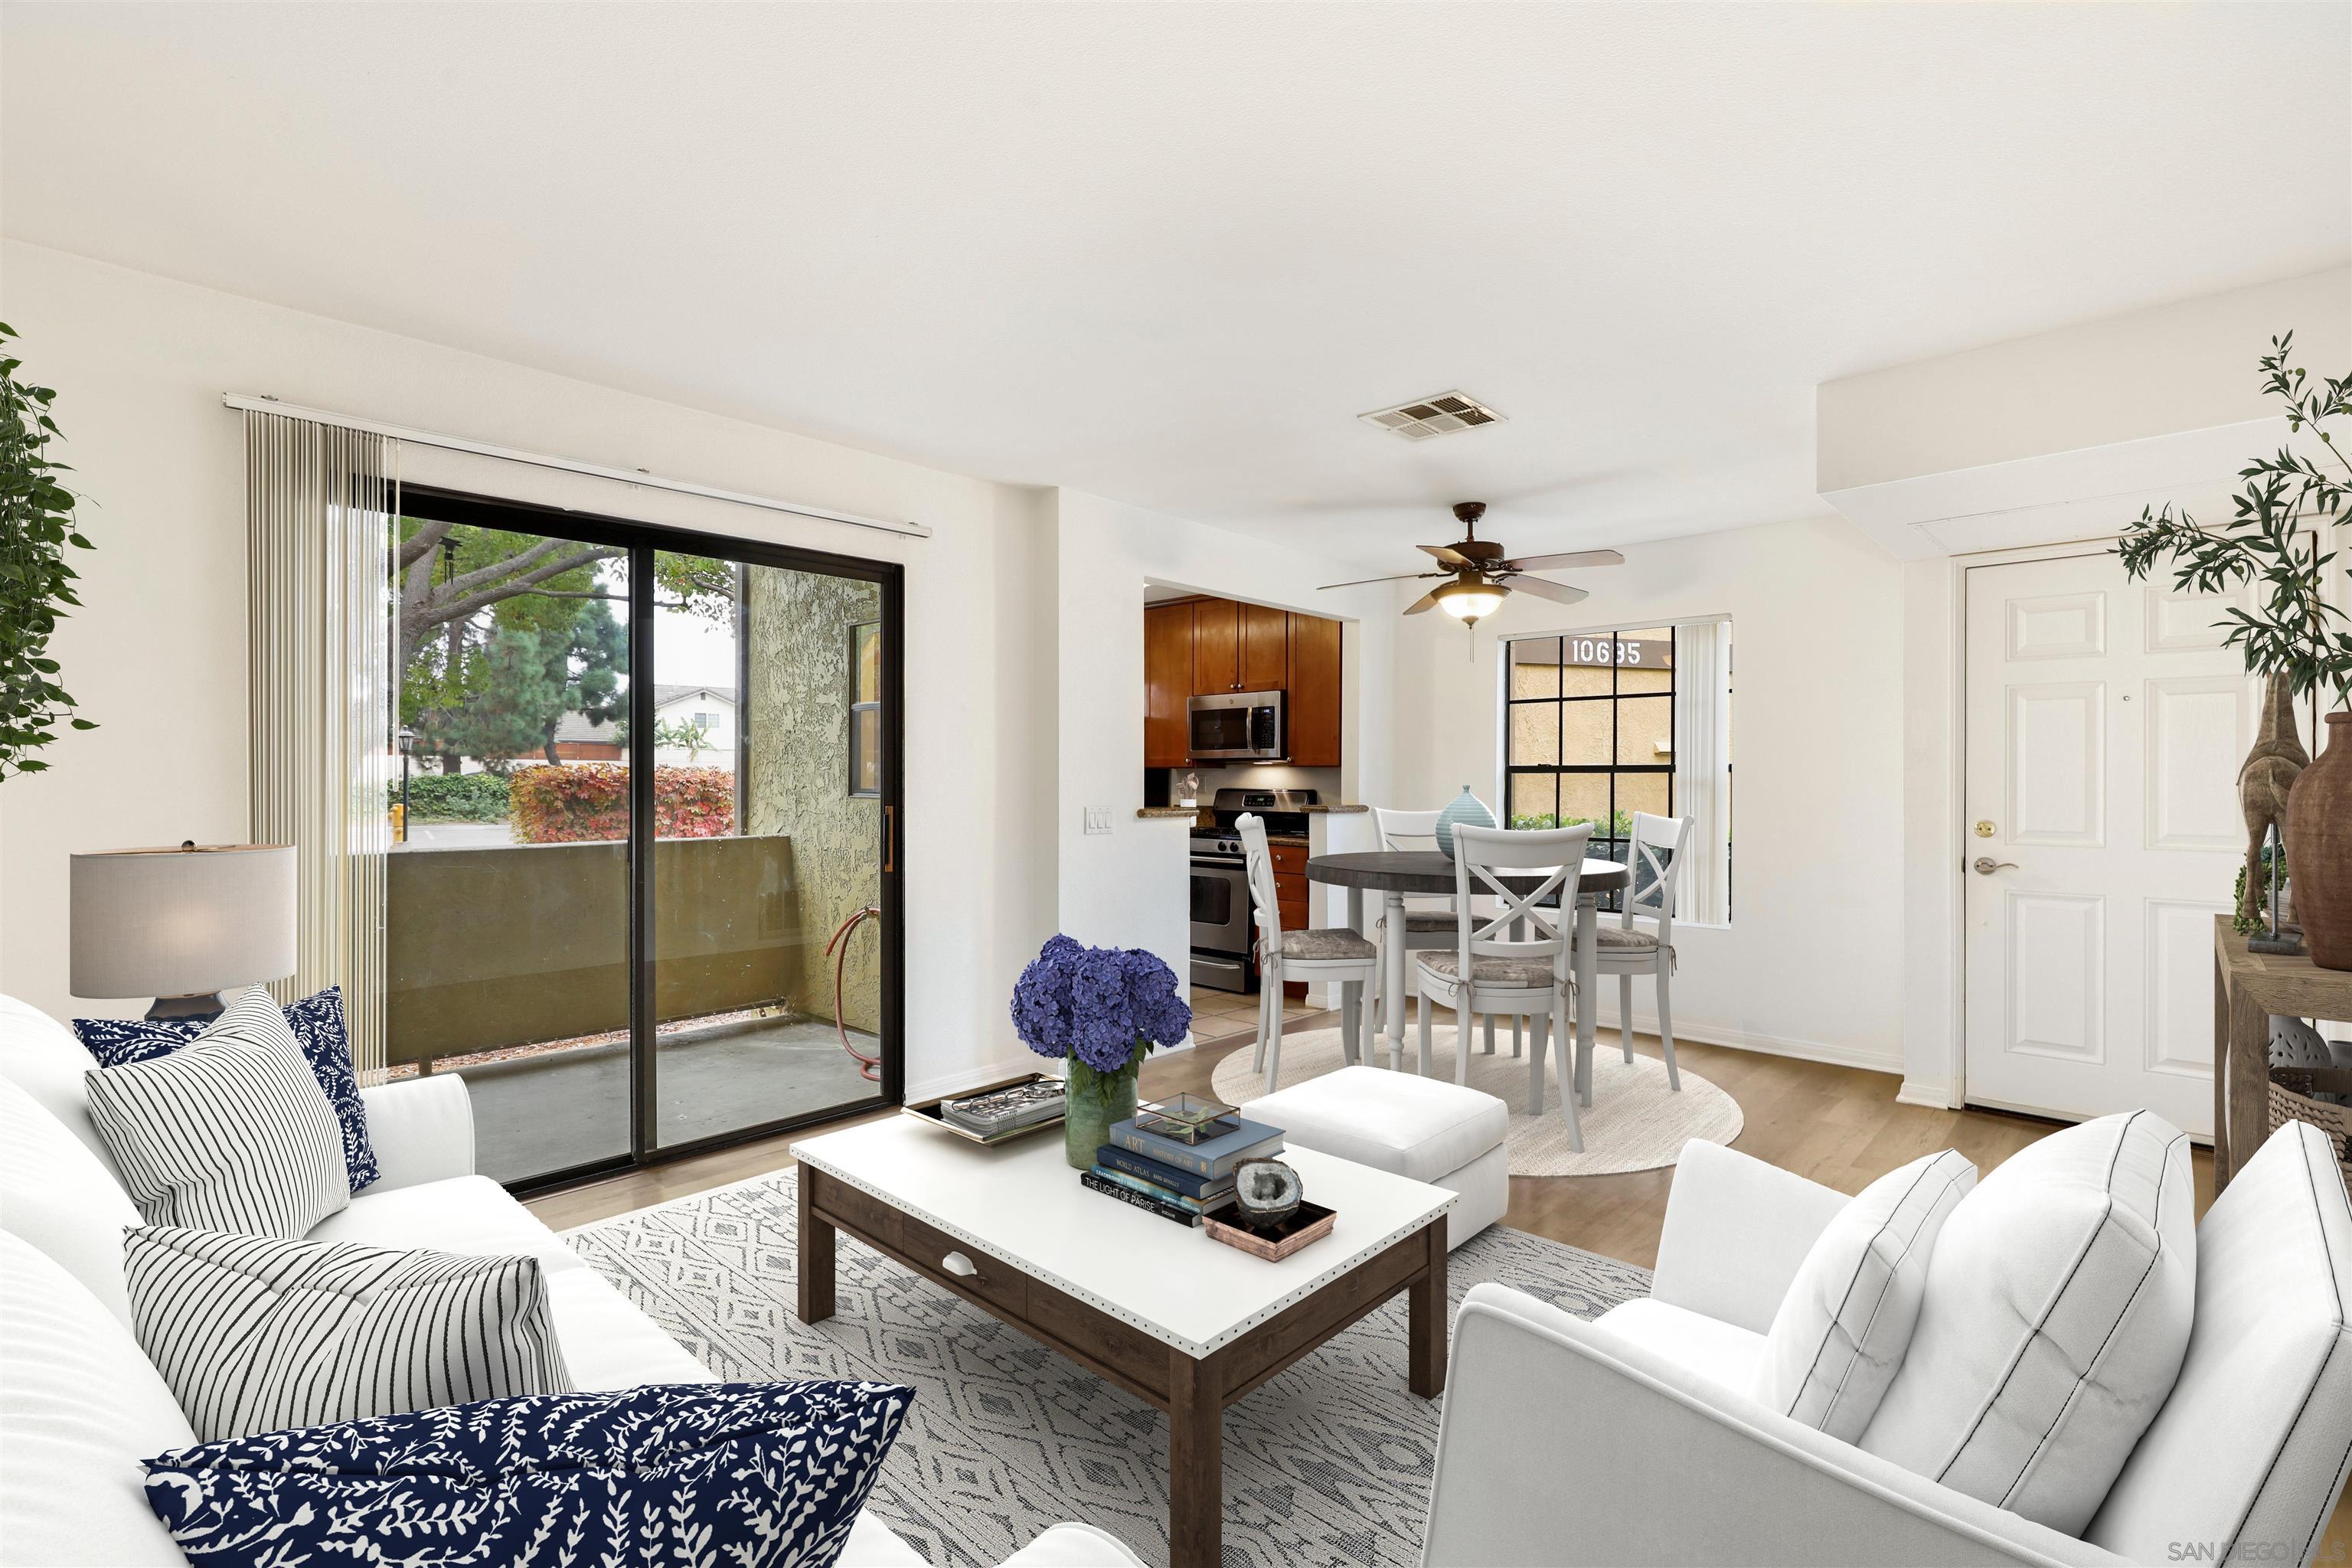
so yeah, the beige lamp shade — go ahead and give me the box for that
[69,844,297,1000]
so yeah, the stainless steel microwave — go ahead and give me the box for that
[1187,691,1285,761]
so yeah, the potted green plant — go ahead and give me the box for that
[0,323,96,781]
[2115,334,2352,967]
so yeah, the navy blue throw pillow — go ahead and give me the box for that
[143,1380,913,1568]
[75,986,380,1191]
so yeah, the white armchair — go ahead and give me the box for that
[1423,1126,2352,1568]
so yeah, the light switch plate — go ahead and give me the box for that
[1083,806,1112,835]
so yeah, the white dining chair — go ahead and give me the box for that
[1416,821,1593,1149]
[1573,811,1692,1090]
[1366,806,1468,1043]
[1238,813,1378,1095]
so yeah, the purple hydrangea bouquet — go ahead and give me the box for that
[1011,934,1192,1168]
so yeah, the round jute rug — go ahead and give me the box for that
[1209,1022,1743,1178]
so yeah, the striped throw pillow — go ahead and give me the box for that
[126,1225,571,1442]
[84,988,349,1239]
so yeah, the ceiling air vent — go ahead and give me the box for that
[1358,390,1506,442]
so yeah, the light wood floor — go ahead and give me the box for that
[528,1004,2349,1555]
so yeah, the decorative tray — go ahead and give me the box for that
[901,1071,1067,1146]
[1200,1199,1338,1262]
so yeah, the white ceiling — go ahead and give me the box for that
[5,2,2346,567]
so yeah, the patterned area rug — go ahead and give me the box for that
[564,1168,1649,1568]
[1210,1024,1744,1178]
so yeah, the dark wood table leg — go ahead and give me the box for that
[1168,1351,1222,1568]
[1409,1216,1448,1399]
[2223,976,2269,1195]
[796,1162,836,1323]
[2213,953,2232,1189]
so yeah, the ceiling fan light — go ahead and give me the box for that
[1433,577,1507,624]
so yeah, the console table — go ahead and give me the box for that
[2212,917,2352,1190]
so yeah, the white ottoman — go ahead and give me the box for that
[1241,1067,1509,1250]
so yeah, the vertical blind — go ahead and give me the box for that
[245,412,394,1080]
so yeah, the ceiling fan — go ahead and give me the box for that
[1319,502,1624,627]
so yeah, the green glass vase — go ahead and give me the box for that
[1064,1052,1141,1170]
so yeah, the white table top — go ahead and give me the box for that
[792,1114,1455,1357]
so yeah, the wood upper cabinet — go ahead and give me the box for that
[1240,604,1289,691]
[1145,593,1342,767]
[1192,599,1239,696]
[1287,612,1342,766]
[1143,602,1194,769]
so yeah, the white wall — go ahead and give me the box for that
[0,240,1060,1099]
[1053,489,1396,1036]
[1391,513,1909,1073]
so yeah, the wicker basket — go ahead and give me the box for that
[2266,1064,2352,1194]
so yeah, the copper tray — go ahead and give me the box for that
[900,1071,1067,1146]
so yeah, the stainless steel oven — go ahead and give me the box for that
[1189,846,1253,993]
[1187,691,1285,762]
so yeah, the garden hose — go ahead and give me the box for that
[824,905,884,1083]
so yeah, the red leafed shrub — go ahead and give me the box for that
[508,764,735,843]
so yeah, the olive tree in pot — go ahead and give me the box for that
[0,324,95,782]
[2116,334,2352,968]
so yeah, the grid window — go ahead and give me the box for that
[1504,629,1675,907]
[849,620,882,798]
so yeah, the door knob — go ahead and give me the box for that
[1973,857,2018,875]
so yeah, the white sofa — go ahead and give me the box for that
[0,993,1137,1568]
[1423,1132,2352,1567]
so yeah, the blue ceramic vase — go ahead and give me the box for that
[1434,787,1494,860]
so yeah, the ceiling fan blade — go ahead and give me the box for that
[1418,544,1473,568]
[1497,574,1589,607]
[1500,548,1625,573]
[1403,589,1443,615]
[1318,570,1446,590]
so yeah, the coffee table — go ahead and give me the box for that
[792,1115,1455,1568]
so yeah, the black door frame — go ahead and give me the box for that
[394,485,906,1196]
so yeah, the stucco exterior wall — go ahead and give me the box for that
[745,567,884,1032]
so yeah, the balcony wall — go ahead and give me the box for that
[386,835,802,1067]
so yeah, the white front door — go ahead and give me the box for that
[1963,550,2258,1135]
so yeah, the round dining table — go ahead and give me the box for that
[1303,851,1632,1112]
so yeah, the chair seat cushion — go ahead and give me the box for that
[1577,925,1671,956]
[1375,910,1460,934]
[1592,1297,1769,1398]
[140,1380,913,1568]
[1279,928,1376,961]
[1416,949,1557,988]
[1754,1148,1976,1442]
[1241,1065,1506,1184]
[1859,1110,2196,1536]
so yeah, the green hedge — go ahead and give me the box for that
[391,771,511,822]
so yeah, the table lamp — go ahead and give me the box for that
[70,842,297,1021]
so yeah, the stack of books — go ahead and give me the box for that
[1080,1112,1284,1227]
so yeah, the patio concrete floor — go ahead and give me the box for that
[450,1014,882,1184]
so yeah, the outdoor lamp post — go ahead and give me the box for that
[398,726,415,844]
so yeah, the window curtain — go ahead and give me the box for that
[1672,619,1732,924]
[245,412,395,1081]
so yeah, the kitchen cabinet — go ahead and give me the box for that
[1240,604,1289,691]
[1144,602,1194,768]
[1193,599,1238,697]
[1148,593,1342,766]
[1287,612,1342,767]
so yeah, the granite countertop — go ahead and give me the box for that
[1301,803,1370,814]
[1135,806,1200,819]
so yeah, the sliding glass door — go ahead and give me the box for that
[384,488,901,1190]
[646,553,891,1151]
